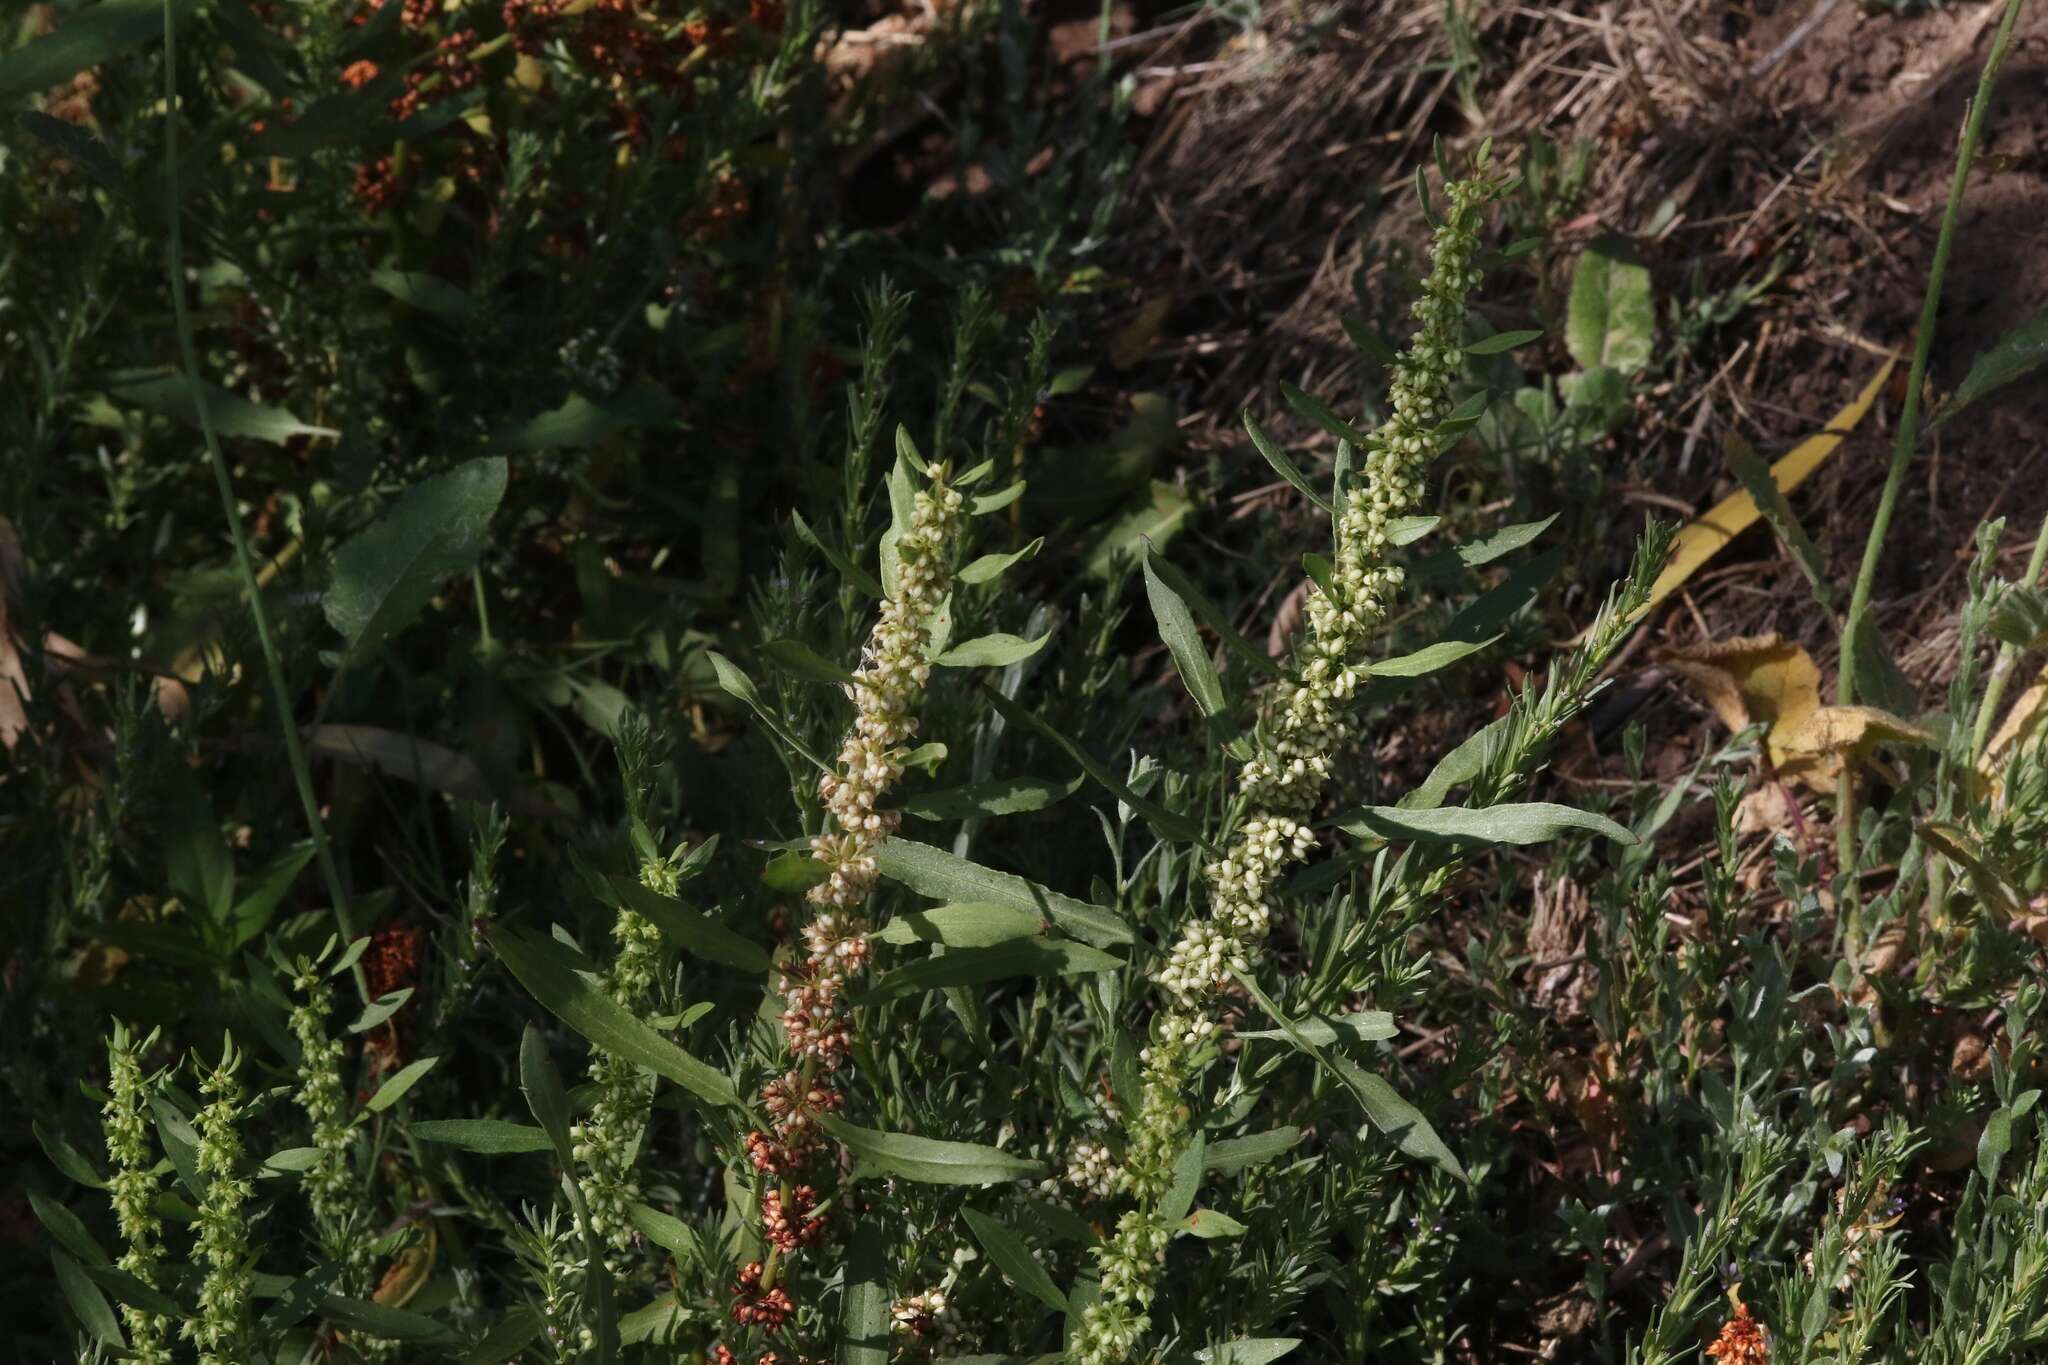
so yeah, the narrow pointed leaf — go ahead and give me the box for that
[871,839,1130,947]
[1338,802,1635,847]
[978,686,1210,848]
[324,457,507,660]
[604,878,770,972]
[790,508,883,598]
[821,1115,1043,1185]
[1279,382,1372,447]
[1357,635,1500,679]
[409,1119,553,1154]
[958,537,1045,585]
[902,774,1082,821]
[1464,328,1545,356]
[871,938,1120,999]
[1144,553,1228,717]
[875,904,1047,948]
[1244,413,1334,514]
[366,1055,440,1113]
[1143,552,1281,677]
[962,1208,1068,1313]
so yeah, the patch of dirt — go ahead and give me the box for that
[1108,0,2048,697]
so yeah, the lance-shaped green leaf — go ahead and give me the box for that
[462,1309,545,1365]
[349,988,414,1034]
[1144,548,1281,677]
[870,938,1122,999]
[872,839,1130,947]
[1280,382,1372,447]
[1414,514,1558,581]
[842,1218,892,1365]
[104,370,339,446]
[0,0,197,104]
[759,638,858,689]
[705,651,832,772]
[366,1055,439,1113]
[1145,552,1229,717]
[1161,1135,1206,1223]
[628,1205,698,1260]
[875,904,1047,948]
[1338,802,1635,848]
[1182,1209,1249,1239]
[1199,1340,1302,1364]
[82,1261,184,1320]
[933,632,1053,668]
[603,878,770,973]
[958,537,1045,585]
[315,1293,452,1341]
[34,1121,107,1189]
[1235,971,1463,1179]
[1236,1011,1396,1047]
[1204,1127,1305,1175]
[977,686,1211,849]
[1386,515,1441,547]
[1356,635,1500,679]
[495,929,741,1112]
[324,457,507,661]
[409,1119,553,1154]
[1244,412,1334,515]
[971,481,1028,515]
[901,774,1081,821]
[518,1025,576,1165]
[1465,328,1545,356]
[52,1252,121,1347]
[30,1190,107,1266]
[821,1115,1044,1185]
[790,508,883,597]
[1940,309,2048,423]
[962,1208,1068,1313]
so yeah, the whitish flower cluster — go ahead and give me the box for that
[1062,1139,1122,1202]
[892,1284,963,1343]
[1074,165,1506,1365]
[575,858,669,1249]
[289,960,359,1236]
[188,1040,253,1365]
[718,461,964,1354]
[102,1024,172,1365]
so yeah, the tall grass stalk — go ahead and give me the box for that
[1836,0,2027,943]
[160,0,363,996]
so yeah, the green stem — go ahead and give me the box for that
[162,0,365,1001]
[1835,0,2026,944]
[1971,510,2048,760]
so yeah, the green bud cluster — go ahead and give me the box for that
[101,1023,173,1365]
[289,959,359,1237]
[188,1039,253,1365]
[1074,162,1508,1365]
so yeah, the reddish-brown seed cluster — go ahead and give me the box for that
[761,1185,825,1253]
[340,59,380,89]
[729,1262,795,1330]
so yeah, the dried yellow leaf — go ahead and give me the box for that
[1636,357,1896,623]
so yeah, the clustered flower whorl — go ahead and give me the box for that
[103,1024,174,1365]
[720,461,964,1355]
[189,1040,254,1365]
[288,959,358,1239]
[1073,165,1506,1365]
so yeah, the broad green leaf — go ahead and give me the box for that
[1085,479,1194,579]
[1204,1127,1305,1175]
[871,839,1131,948]
[1338,802,1636,848]
[790,508,882,598]
[30,1190,107,1266]
[371,269,478,320]
[1244,413,1334,515]
[616,1293,684,1348]
[496,931,741,1112]
[1565,237,1654,375]
[823,1115,1043,1185]
[1991,584,2048,651]
[759,848,830,893]
[1234,971,1463,1179]
[409,1119,552,1154]
[52,1252,121,1347]
[1236,1011,1396,1047]
[971,482,1028,516]
[962,1208,1067,1314]
[1357,635,1500,679]
[366,1055,439,1113]
[1944,309,2048,419]
[1199,1340,1302,1364]
[317,1293,451,1340]
[871,939,1121,999]
[958,537,1045,585]
[150,1095,204,1197]
[1279,382,1371,448]
[348,988,414,1034]
[759,638,858,688]
[1465,328,1545,355]
[978,687,1211,848]
[102,369,337,444]
[933,632,1052,668]
[1161,1135,1206,1223]
[518,1024,576,1165]
[0,0,196,105]
[491,389,677,452]
[627,1204,698,1260]
[1144,547,1281,677]
[1400,715,1508,811]
[324,457,507,661]
[902,774,1081,821]
[842,1218,891,1365]
[1386,515,1441,547]
[1978,1107,2015,1184]
[1145,553,1228,717]
[260,1146,325,1175]
[1183,1209,1249,1239]
[704,651,831,772]
[83,1260,183,1320]
[34,1121,107,1189]
[875,904,1047,948]
[1416,515,1558,578]
[462,1308,545,1365]
[604,879,768,972]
